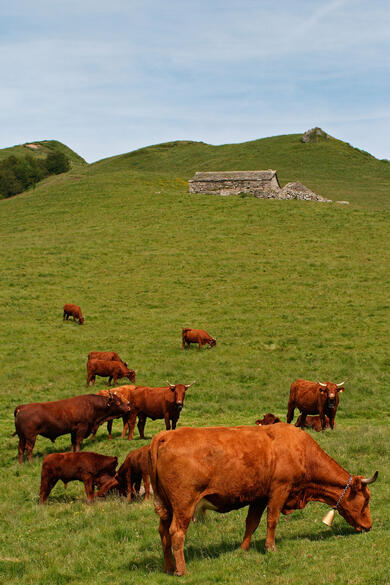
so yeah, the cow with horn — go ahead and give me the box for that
[149,423,378,575]
[287,378,346,430]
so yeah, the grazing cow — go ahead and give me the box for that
[14,393,130,463]
[114,446,151,501]
[86,359,136,387]
[63,303,84,325]
[88,351,127,367]
[182,328,216,349]
[39,452,118,504]
[287,379,346,430]
[91,386,136,439]
[296,414,330,432]
[149,424,378,575]
[122,382,195,440]
[255,413,281,426]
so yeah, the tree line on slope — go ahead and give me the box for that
[0,151,70,199]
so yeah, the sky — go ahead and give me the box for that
[1,0,389,163]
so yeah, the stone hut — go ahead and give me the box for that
[189,170,280,197]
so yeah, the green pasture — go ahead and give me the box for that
[0,142,389,584]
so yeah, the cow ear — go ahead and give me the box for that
[337,387,345,393]
[169,385,175,392]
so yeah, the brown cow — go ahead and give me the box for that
[122,382,195,440]
[296,414,330,431]
[149,424,378,575]
[114,445,151,501]
[287,379,346,430]
[86,359,136,386]
[88,351,127,367]
[63,303,84,324]
[182,328,216,349]
[14,393,130,463]
[255,413,281,425]
[39,452,118,504]
[91,386,136,439]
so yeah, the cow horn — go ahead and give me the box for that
[185,381,196,389]
[336,380,346,387]
[166,380,174,387]
[317,381,327,387]
[361,471,378,485]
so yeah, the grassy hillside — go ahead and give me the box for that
[0,139,87,166]
[92,133,390,209]
[0,139,389,584]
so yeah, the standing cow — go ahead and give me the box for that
[287,379,346,430]
[121,382,195,440]
[86,359,136,386]
[39,452,118,504]
[149,424,378,576]
[182,328,216,349]
[63,304,84,324]
[114,445,151,501]
[14,393,130,463]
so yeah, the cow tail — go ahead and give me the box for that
[148,435,170,521]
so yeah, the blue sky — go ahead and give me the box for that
[1,0,389,162]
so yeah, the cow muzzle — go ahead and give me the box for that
[176,403,183,411]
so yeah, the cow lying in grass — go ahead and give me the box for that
[296,414,330,431]
[255,413,281,425]
[39,452,118,504]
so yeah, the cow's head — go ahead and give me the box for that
[338,471,378,532]
[126,368,136,383]
[79,316,85,325]
[167,381,195,411]
[208,337,217,347]
[317,381,345,410]
[256,413,281,426]
[106,391,130,414]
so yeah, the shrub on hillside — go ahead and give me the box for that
[0,151,70,198]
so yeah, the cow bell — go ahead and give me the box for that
[322,508,336,527]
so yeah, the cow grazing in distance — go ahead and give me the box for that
[287,379,346,430]
[91,386,136,439]
[86,359,136,387]
[255,413,281,425]
[182,328,216,349]
[14,393,130,463]
[149,424,378,576]
[39,452,118,504]
[122,382,195,440]
[114,445,151,501]
[63,303,84,325]
[88,351,128,367]
[296,414,330,432]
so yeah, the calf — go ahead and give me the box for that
[287,379,346,430]
[115,446,151,501]
[122,382,195,440]
[295,414,330,432]
[255,413,281,426]
[91,386,136,439]
[63,303,84,325]
[182,328,216,349]
[88,351,127,367]
[14,393,130,463]
[39,452,118,504]
[86,359,136,386]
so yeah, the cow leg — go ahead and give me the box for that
[124,411,138,440]
[137,414,147,439]
[286,401,295,424]
[298,412,307,429]
[70,431,77,452]
[17,435,26,464]
[265,487,290,551]
[107,419,114,440]
[107,376,112,386]
[25,437,36,463]
[126,466,132,501]
[159,517,175,574]
[164,413,171,431]
[39,475,58,504]
[75,424,88,452]
[240,500,267,551]
[82,474,95,503]
[143,473,150,500]
[170,514,191,576]
[327,414,335,430]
